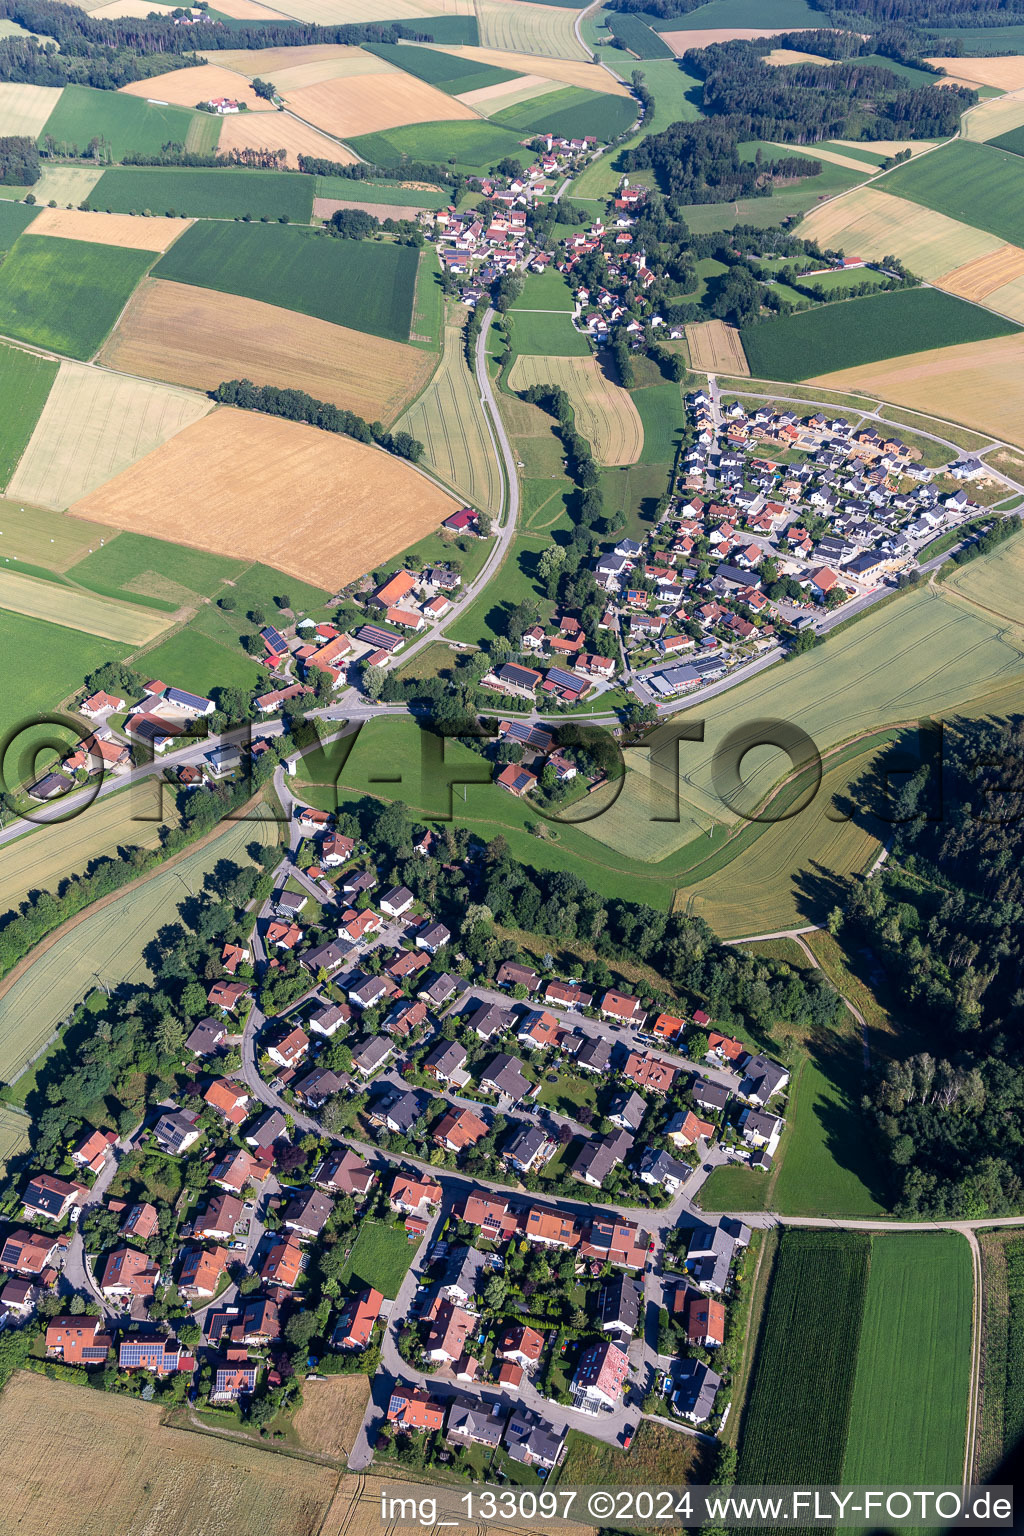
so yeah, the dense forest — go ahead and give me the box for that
[0,133,38,184]
[621,119,822,205]
[682,41,973,142]
[845,715,1024,1218]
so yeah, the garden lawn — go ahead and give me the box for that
[842,1233,972,1484]
[153,221,418,343]
[346,119,527,173]
[883,139,1024,248]
[510,308,589,357]
[740,288,1019,382]
[40,84,218,163]
[0,342,57,487]
[510,266,576,311]
[0,608,127,737]
[340,1219,419,1299]
[86,166,314,222]
[697,1162,771,1212]
[0,236,153,359]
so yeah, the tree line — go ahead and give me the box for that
[213,378,423,462]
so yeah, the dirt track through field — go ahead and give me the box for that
[69,406,459,588]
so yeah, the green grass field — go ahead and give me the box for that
[85,166,314,222]
[983,123,1024,159]
[68,531,245,609]
[739,1230,870,1483]
[606,13,674,58]
[0,607,127,739]
[679,164,866,234]
[346,119,528,174]
[39,84,219,163]
[510,266,576,312]
[571,59,702,202]
[137,625,268,698]
[843,1233,972,1484]
[0,342,57,488]
[631,381,683,464]
[773,1056,885,1217]
[0,812,278,1083]
[0,199,39,246]
[314,175,447,209]
[491,87,638,143]
[977,1232,1024,1481]
[883,140,1024,249]
[364,42,517,95]
[650,0,823,28]
[340,1219,419,1300]
[0,235,151,359]
[153,220,418,343]
[510,308,590,357]
[740,288,1019,383]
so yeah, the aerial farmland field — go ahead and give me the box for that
[396,313,504,512]
[365,40,518,93]
[152,220,419,342]
[9,359,212,510]
[118,61,272,111]
[100,278,435,425]
[798,185,1004,282]
[0,236,153,360]
[843,1234,972,1483]
[0,1374,335,1536]
[685,318,749,373]
[283,67,477,139]
[510,307,591,356]
[346,118,526,171]
[0,343,57,489]
[432,43,630,94]
[0,81,62,138]
[39,83,219,161]
[215,109,356,167]
[0,567,173,643]
[739,1230,870,1483]
[86,166,314,221]
[491,86,638,140]
[508,354,643,465]
[740,287,1019,381]
[67,530,245,607]
[0,608,127,738]
[0,809,277,1082]
[0,1103,29,1175]
[884,139,1024,249]
[69,408,458,590]
[475,0,588,59]
[25,206,190,253]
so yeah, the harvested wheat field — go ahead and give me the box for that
[0,565,170,643]
[120,63,270,110]
[26,206,190,252]
[776,141,879,172]
[293,1375,370,1459]
[686,319,749,375]
[927,55,1024,91]
[939,243,1024,305]
[283,70,476,139]
[0,82,62,138]
[100,278,434,423]
[662,26,809,53]
[201,43,383,77]
[214,0,290,14]
[811,331,1024,450]
[765,48,832,66]
[314,195,432,219]
[269,0,472,24]
[509,353,643,466]
[475,0,588,61]
[458,72,562,111]
[977,273,1024,324]
[398,315,503,511]
[9,359,212,509]
[33,165,103,206]
[798,185,1002,281]
[217,109,356,166]
[833,138,936,158]
[432,45,630,94]
[270,52,396,92]
[0,1373,338,1536]
[70,407,459,587]
[963,93,1024,142]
